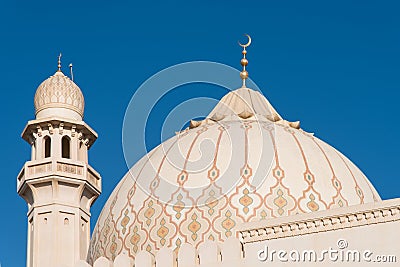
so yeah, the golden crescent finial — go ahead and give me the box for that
[238,34,251,87]
[238,34,252,48]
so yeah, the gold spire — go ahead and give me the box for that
[57,53,62,72]
[238,34,251,87]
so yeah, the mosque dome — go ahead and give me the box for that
[88,86,381,262]
[34,70,84,120]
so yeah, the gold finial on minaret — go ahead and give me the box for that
[57,53,62,72]
[238,34,251,87]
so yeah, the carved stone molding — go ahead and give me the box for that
[239,199,400,244]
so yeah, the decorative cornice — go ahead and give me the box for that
[238,199,400,244]
[21,117,98,148]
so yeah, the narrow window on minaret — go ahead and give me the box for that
[44,136,51,158]
[62,136,71,159]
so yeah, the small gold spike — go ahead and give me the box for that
[57,53,62,72]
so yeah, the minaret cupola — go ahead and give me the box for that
[34,54,84,120]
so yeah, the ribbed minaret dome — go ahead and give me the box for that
[34,70,85,120]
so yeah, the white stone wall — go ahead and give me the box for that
[77,237,245,267]
[79,199,400,266]
[241,198,400,266]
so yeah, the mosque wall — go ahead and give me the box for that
[241,198,400,266]
[78,198,400,266]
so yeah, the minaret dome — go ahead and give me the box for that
[34,55,84,120]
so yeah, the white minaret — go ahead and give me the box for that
[17,56,101,267]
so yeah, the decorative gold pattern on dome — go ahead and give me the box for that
[34,70,84,117]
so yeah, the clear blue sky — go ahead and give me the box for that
[1,1,400,266]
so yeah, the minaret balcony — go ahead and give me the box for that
[17,158,101,195]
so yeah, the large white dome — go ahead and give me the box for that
[88,87,380,263]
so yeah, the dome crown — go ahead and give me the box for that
[34,70,84,120]
[207,87,282,122]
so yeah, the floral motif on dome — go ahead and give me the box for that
[204,190,218,216]
[306,194,320,212]
[188,213,201,241]
[120,209,130,234]
[172,194,185,220]
[173,238,182,255]
[156,218,169,245]
[208,166,220,181]
[196,183,229,240]
[259,210,268,220]
[228,121,263,221]
[273,189,288,215]
[177,171,188,186]
[299,184,327,213]
[264,125,297,217]
[129,226,141,253]
[221,210,236,238]
[149,213,177,250]
[144,200,156,226]
[239,188,253,214]
[125,219,148,256]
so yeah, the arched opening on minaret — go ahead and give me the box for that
[62,136,71,159]
[44,136,51,158]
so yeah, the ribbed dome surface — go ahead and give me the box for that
[88,88,380,263]
[34,71,84,119]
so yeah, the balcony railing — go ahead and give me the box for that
[17,158,101,193]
